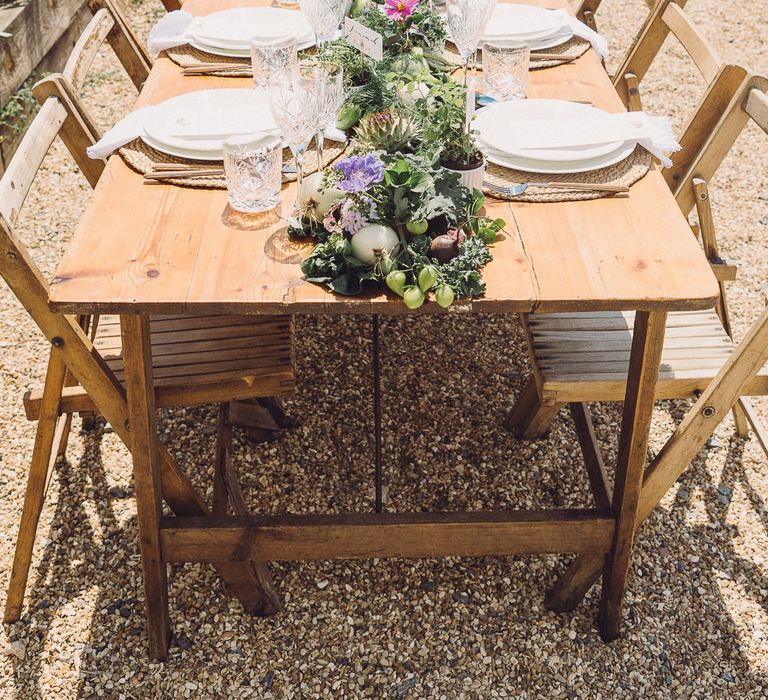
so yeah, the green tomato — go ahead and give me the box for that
[386,270,406,297]
[479,226,497,244]
[417,264,438,293]
[406,219,429,235]
[435,285,455,309]
[403,285,425,310]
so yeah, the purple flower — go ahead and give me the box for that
[322,208,343,234]
[384,0,419,21]
[333,154,385,193]
[340,199,365,235]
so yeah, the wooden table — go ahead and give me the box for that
[49,0,719,659]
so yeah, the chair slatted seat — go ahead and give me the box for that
[506,76,768,448]
[523,310,768,403]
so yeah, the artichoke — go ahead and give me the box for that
[352,109,421,154]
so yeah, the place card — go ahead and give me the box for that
[343,17,383,61]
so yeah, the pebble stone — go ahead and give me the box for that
[1,0,768,698]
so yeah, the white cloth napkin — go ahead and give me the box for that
[482,9,608,60]
[87,107,154,159]
[87,106,347,160]
[479,111,680,167]
[147,10,194,56]
[563,13,608,60]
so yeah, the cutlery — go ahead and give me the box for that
[477,94,594,107]
[145,163,298,180]
[529,52,578,61]
[152,162,297,172]
[144,169,224,180]
[483,180,629,196]
[182,63,251,75]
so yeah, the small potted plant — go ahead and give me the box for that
[418,80,485,189]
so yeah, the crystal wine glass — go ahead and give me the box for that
[250,36,297,90]
[268,61,326,214]
[315,62,344,171]
[299,0,347,46]
[446,0,496,86]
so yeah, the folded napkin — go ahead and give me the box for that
[482,9,608,60]
[479,111,679,167]
[87,107,346,160]
[147,10,194,56]
[147,9,311,56]
[561,13,608,61]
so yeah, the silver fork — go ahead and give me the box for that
[483,180,630,197]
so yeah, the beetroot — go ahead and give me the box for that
[429,228,464,264]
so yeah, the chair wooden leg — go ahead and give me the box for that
[569,403,611,509]
[4,350,67,622]
[731,403,750,438]
[258,396,299,429]
[738,397,768,457]
[216,404,281,615]
[598,311,666,641]
[503,377,561,438]
[213,404,231,516]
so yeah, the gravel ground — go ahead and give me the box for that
[1,0,768,697]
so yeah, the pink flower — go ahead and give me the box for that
[384,0,419,22]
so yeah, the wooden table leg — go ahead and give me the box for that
[121,314,171,659]
[597,310,666,641]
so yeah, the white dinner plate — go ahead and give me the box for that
[142,89,277,157]
[188,31,315,58]
[141,132,226,162]
[187,8,314,51]
[480,139,636,174]
[482,4,570,41]
[474,99,626,162]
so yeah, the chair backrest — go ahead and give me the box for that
[23,0,152,189]
[575,0,658,37]
[675,75,768,216]
[0,97,102,228]
[76,0,152,94]
[612,0,749,190]
[0,101,129,442]
[575,0,601,31]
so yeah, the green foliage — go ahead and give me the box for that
[312,39,376,87]
[355,5,446,54]
[417,80,482,166]
[0,75,39,136]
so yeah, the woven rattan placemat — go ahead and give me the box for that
[164,45,252,77]
[481,146,652,202]
[444,36,590,71]
[118,137,346,188]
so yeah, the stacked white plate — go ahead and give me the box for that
[474,100,636,174]
[186,7,315,58]
[480,4,573,50]
[141,89,278,161]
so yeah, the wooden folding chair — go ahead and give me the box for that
[3,10,295,624]
[505,2,754,440]
[503,75,768,611]
[610,0,750,190]
[505,75,768,448]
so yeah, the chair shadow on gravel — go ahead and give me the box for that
[5,424,129,700]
